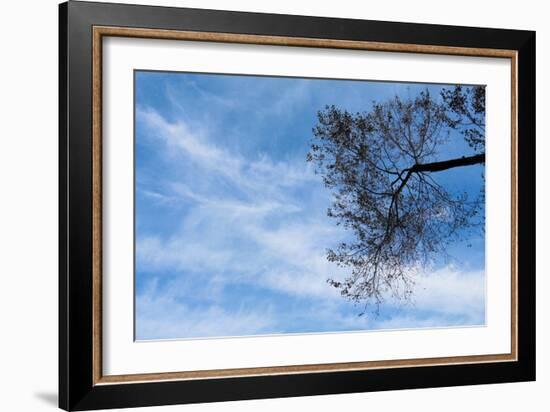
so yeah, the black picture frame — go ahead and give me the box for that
[59,1,536,410]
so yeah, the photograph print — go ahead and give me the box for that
[134,70,486,341]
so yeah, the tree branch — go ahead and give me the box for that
[411,153,485,173]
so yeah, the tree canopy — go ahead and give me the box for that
[307,86,485,311]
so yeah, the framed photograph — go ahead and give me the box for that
[59,1,535,410]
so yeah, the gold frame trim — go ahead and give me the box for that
[92,26,518,386]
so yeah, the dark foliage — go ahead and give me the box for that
[307,86,485,311]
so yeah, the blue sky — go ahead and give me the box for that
[134,71,485,340]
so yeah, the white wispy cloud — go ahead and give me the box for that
[412,265,485,319]
[359,265,485,329]
[135,264,485,339]
[136,278,278,340]
[137,107,317,197]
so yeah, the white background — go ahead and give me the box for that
[0,0,546,411]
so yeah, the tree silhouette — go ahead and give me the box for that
[307,86,485,311]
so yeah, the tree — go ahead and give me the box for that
[307,86,485,312]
